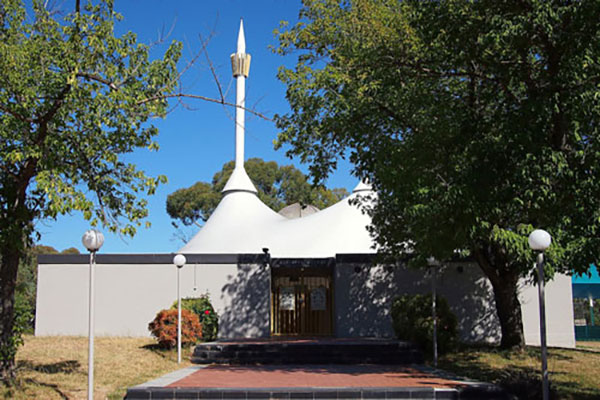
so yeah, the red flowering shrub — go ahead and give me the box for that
[170,295,219,341]
[148,309,202,349]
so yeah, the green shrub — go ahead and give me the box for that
[148,309,202,349]
[171,295,218,341]
[391,293,458,355]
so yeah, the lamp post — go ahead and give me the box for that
[528,229,552,400]
[82,229,104,400]
[590,296,595,326]
[427,257,439,367]
[173,254,186,364]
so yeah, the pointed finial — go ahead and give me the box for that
[237,19,246,54]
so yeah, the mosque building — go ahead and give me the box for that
[35,21,575,348]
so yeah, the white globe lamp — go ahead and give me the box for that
[528,229,551,251]
[82,230,104,252]
[173,253,186,268]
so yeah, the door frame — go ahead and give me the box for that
[270,258,335,337]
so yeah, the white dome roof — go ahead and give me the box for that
[179,179,376,257]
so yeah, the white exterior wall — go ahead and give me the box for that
[35,262,269,338]
[520,273,576,348]
[334,263,500,342]
[36,259,575,347]
[335,263,575,348]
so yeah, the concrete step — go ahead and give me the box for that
[192,339,424,365]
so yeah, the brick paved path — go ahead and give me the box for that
[168,364,463,389]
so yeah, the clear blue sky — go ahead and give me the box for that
[39,0,357,254]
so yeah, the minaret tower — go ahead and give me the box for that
[222,19,257,194]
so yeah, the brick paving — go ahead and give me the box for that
[168,364,464,389]
[125,339,510,399]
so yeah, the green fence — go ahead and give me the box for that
[575,325,600,341]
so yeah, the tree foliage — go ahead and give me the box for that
[275,0,600,348]
[0,0,181,383]
[166,158,349,226]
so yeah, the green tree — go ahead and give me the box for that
[167,157,348,227]
[275,0,600,348]
[0,0,181,383]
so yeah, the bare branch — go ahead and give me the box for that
[138,93,272,121]
[175,33,210,85]
[198,33,226,103]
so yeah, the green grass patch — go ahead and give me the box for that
[437,343,600,400]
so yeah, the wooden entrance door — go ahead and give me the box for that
[271,267,333,336]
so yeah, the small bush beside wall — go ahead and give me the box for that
[148,309,202,349]
[171,295,219,341]
[391,294,458,355]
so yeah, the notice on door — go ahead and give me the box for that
[310,287,327,311]
[280,287,295,310]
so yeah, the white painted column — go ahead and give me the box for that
[235,74,245,168]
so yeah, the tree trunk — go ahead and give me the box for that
[489,274,525,349]
[474,248,525,349]
[0,250,20,385]
[0,158,37,385]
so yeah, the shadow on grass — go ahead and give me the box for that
[17,359,81,375]
[140,343,194,361]
[140,343,173,360]
[23,378,70,400]
[2,376,70,400]
[437,345,599,400]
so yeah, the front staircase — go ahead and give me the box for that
[126,339,511,399]
[192,338,424,365]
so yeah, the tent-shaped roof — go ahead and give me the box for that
[178,22,375,257]
[179,182,376,258]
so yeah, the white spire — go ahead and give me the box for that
[224,19,256,194]
[237,19,246,54]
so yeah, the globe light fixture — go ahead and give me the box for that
[172,254,186,363]
[528,228,551,400]
[528,229,551,251]
[82,229,104,252]
[173,253,186,268]
[82,229,104,400]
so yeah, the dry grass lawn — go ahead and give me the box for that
[577,340,600,352]
[3,336,599,399]
[438,342,600,400]
[1,335,192,400]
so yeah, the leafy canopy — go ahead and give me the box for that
[0,0,181,244]
[0,0,183,380]
[274,0,600,277]
[167,158,349,226]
